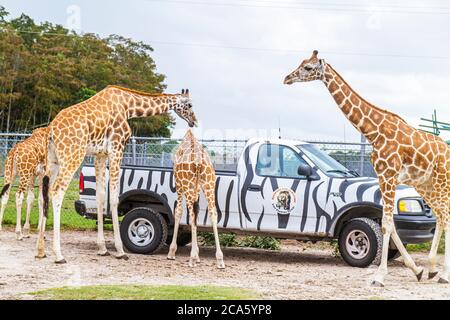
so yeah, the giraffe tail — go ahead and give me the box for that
[42,175,49,218]
[1,147,16,198]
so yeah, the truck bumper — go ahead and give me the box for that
[394,214,436,244]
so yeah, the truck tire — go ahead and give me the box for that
[166,231,192,247]
[338,217,382,268]
[388,248,401,260]
[120,207,168,254]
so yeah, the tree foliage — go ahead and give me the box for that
[0,6,173,136]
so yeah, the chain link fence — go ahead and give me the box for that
[0,133,375,230]
[0,133,376,178]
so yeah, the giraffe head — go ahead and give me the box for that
[283,50,325,85]
[173,89,198,128]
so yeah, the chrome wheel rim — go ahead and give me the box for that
[345,229,370,259]
[128,217,154,247]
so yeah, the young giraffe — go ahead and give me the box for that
[37,86,197,263]
[284,50,450,286]
[167,129,225,269]
[0,127,48,240]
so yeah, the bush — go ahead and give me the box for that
[238,236,281,250]
[199,232,280,251]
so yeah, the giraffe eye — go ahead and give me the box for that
[304,66,313,71]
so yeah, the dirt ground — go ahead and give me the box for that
[0,228,449,300]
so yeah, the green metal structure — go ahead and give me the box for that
[418,109,450,144]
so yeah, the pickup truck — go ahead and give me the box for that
[75,138,436,267]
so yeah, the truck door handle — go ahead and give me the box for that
[247,184,262,192]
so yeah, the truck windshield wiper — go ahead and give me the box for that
[326,169,354,177]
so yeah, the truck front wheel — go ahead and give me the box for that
[120,207,168,254]
[338,218,382,268]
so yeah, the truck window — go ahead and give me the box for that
[256,143,308,179]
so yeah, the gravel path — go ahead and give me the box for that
[0,229,449,300]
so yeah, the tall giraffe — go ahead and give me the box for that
[167,129,225,269]
[284,50,450,286]
[37,86,197,263]
[0,127,48,240]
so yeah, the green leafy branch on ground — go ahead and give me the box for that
[200,232,281,251]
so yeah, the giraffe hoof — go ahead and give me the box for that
[35,254,47,259]
[167,256,176,260]
[23,235,30,239]
[428,271,438,280]
[217,261,225,269]
[371,280,384,288]
[116,254,129,261]
[97,251,110,257]
[55,259,67,264]
[416,269,424,282]
[438,277,449,284]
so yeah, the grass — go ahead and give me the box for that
[408,237,445,255]
[0,177,96,230]
[30,284,259,300]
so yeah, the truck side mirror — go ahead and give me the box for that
[298,163,313,177]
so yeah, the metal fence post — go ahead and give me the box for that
[131,136,137,166]
[360,134,366,176]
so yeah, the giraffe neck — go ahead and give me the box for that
[104,86,179,119]
[321,63,385,142]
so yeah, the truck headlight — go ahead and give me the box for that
[398,199,423,213]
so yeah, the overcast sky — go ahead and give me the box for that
[2,0,450,142]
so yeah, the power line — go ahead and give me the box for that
[140,0,450,15]
[201,0,450,11]
[3,28,450,60]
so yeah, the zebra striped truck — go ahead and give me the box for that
[75,138,436,267]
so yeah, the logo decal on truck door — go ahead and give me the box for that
[272,188,296,214]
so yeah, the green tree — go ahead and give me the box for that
[0,7,173,136]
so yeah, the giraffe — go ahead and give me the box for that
[167,129,225,269]
[284,50,450,286]
[36,86,197,263]
[0,127,48,240]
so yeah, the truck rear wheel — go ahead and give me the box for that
[120,207,168,254]
[338,218,382,268]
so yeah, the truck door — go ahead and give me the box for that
[241,143,315,233]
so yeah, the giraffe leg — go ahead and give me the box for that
[205,187,225,269]
[0,186,11,231]
[210,207,225,269]
[95,155,108,256]
[438,223,450,284]
[15,190,25,240]
[23,182,35,238]
[51,151,83,263]
[188,201,200,267]
[168,194,183,260]
[372,214,394,287]
[109,153,127,260]
[36,159,59,259]
[390,230,423,280]
[428,222,443,280]
[37,176,44,234]
[372,178,396,286]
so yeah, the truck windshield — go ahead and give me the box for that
[297,144,358,178]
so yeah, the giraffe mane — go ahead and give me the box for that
[106,85,178,97]
[326,64,408,124]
